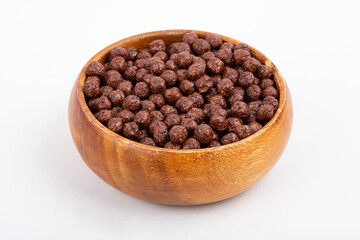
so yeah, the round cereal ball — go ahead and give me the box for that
[160,105,178,117]
[209,95,227,109]
[233,49,251,65]
[249,121,262,134]
[183,32,198,45]
[257,104,275,122]
[127,47,138,61]
[149,59,165,75]
[164,141,182,149]
[192,39,211,55]
[109,56,127,72]
[235,125,252,139]
[246,84,262,101]
[208,141,221,148]
[202,51,215,61]
[188,92,205,108]
[142,74,154,85]
[221,133,239,145]
[238,71,255,88]
[182,138,201,149]
[247,100,263,123]
[122,95,141,111]
[242,57,261,72]
[149,76,166,94]
[83,76,101,98]
[262,86,279,99]
[123,65,137,81]
[135,59,147,69]
[188,63,205,80]
[149,39,166,54]
[161,70,178,86]
[164,87,182,105]
[181,117,198,134]
[165,60,178,71]
[149,120,166,134]
[217,78,234,97]
[186,108,205,124]
[134,82,150,99]
[260,78,275,89]
[176,51,193,68]
[104,70,122,88]
[234,42,250,52]
[110,46,128,60]
[140,137,156,147]
[117,80,133,96]
[207,57,224,74]
[148,94,165,108]
[231,101,249,119]
[100,86,113,98]
[137,49,152,59]
[227,117,243,132]
[107,117,123,133]
[111,107,122,118]
[94,110,112,124]
[169,125,188,144]
[195,75,213,93]
[220,42,234,51]
[206,34,222,49]
[206,104,228,118]
[175,96,194,113]
[134,110,151,128]
[192,56,206,67]
[154,51,168,62]
[149,110,164,122]
[257,65,273,79]
[109,90,125,106]
[204,87,219,102]
[164,113,182,129]
[168,42,191,55]
[152,123,169,146]
[176,69,188,82]
[123,122,140,140]
[228,87,245,106]
[88,96,112,112]
[119,109,134,123]
[210,115,228,131]
[135,68,149,82]
[263,96,279,111]
[194,124,215,145]
[85,61,105,76]
[223,66,239,84]
[179,80,195,95]
[141,100,156,112]
[216,48,233,65]
[138,129,149,139]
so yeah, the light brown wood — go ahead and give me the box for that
[68,30,293,206]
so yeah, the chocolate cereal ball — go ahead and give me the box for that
[122,95,141,111]
[104,70,122,88]
[249,121,262,134]
[100,86,113,98]
[227,117,242,132]
[221,133,239,145]
[238,71,255,88]
[260,78,275,89]
[262,86,279,99]
[206,34,222,49]
[168,42,191,55]
[134,110,151,128]
[233,49,251,65]
[182,138,201,149]
[223,66,239,84]
[176,69,188,82]
[164,87,182,105]
[179,80,195,95]
[195,75,213,93]
[257,104,275,122]
[186,108,205,124]
[107,117,123,133]
[161,70,178,86]
[194,124,215,145]
[140,137,156,147]
[160,105,178,117]
[141,100,156,112]
[202,51,215,61]
[123,122,140,140]
[169,125,188,144]
[217,78,234,97]
[188,63,205,80]
[109,90,125,106]
[119,109,134,123]
[242,57,261,72]
[247,100,262,123]
[154,51,168,62]
[228,87,245,105]
[164,141,182,149]
[210,115,228,131]
[176,51,193,68]
[246,84,262,101]
[164,113,182,129]
[88,96,112,112]
[127,47,138,61]
[111,107,122,118]
[149,39,166,54]
[151,122,169,146]
[110,46,128,60]
[183,32,198,45]
[216,48,232,65]
[257,65,273,79]
[149,76,166,94]
[207,57,224,74]
[123,65,137,81]
[181,117,198,134]
[134,82,150,99]
[209,95,227,109]
[117,80,133,96]
[148,94,165,108]
[235,125,252,139]
[220,42,234,51]
[85,61,105,76]
[208,141,221,148]
[109,56,126,72]
[188,92,205,108]
[234,42,250,52]
[137,48,152,59]
[94,110,112,124]
[231,101,249,119]
[135,68,150,82]
[83,76,100,98]
[175,96,193,113]
[150,59,166,75]
[263,96,279,111]
[192,39,211,55]
[149,110,164,122]
[139,129,149,139]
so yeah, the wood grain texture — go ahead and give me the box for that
[68,30,293,205]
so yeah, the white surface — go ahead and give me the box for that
[1,0,359,239]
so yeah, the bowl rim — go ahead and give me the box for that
[74,29,288,153]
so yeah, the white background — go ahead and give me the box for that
[1,0,359,239]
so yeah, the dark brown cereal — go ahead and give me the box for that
[257,65,273,79]
[263,86,279,99]
[149,76,166,93]
[119,109,134,123]
[127,47,138,61]
[207,57,224,74]
[195,75,213,93]
[227,117,242,132]
[123,66,137,81]
[208,104,228,118]
[109,90,125,106]
[164,87,182,105]
[137,48,152,59]
[150,59,166,75]
[140,137,156,146]
[260,78,275,89]
[104,63,110,71]
[160,105,178,117]
[234,42,250,52]
[186,108,205,124]
[181,118,198,134]
[169,125,188,144]
[168,42,191,55]
[165,60,178,71]
[149,110,164,122]
[222,66,238,84]
[233,49,251,65]
[122,95,141,111]
[231,101,249,119]
[204,87,218,101]
[107,118,123,133]
[183,32,198,45]
[194,124,215,145]
[209,95,227,109]
[88,96,112,112]
[164,141,182,149]
[254,77,260,85]
[176,51,193,68]
[235,125,252,139]
[117,80,133,96]
[217,78,234,97]
[263,96,279,111]
[238,71,255,88]
[149,39,166,54]
[228,87,245,105]
[179,80,195,95]
[246,84,262,101]
[188,63,205,80]
[139,129,149,139]
[110,46,128,60]
[249,121,262,134]
[188,92,205,108]
[134,110,151,128]
[206,34,222,49]
[134,59,147,69]
[220,42,234,51]
[104,70,122,88]
[216,48,233,64]
[192,56,206,67]
[210,115,228,131]
[242,57,261,72]
[182,138,200,149]
[202,51,215,61]
[154,51,168,62]
[111,107,122,118]
[248,100,263,123]
[127,61,133,66]
[148,94,165,108]
[221,133,239,145]
[123,122,140,140]
[135,68,150,82]
[134,82,150,99]
[257,104,275,122]
[141,100,156,112]
[192,39,211,55]
[143,73,154,85]
[109,56,126,72]
[175,96,193,113]
[151,122,169,146]
[208,141,221,148]
[85,61,105,76]
[94,110,112,124]
[161,70,178,86]
[83,76,101,98]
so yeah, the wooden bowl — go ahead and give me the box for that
[68,30,293,206]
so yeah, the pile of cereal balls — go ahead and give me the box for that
[83,32,279,149]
